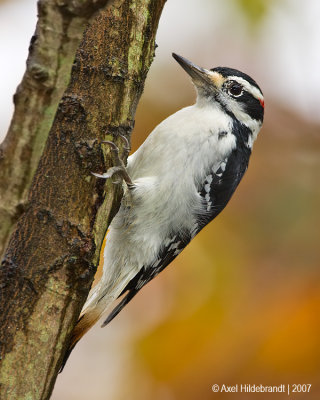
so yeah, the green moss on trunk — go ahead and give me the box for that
[0,0,167,399]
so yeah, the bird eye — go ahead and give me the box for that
[227,82,243,97]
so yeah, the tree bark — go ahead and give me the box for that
[0,0,166,399]
[0,0,111,258]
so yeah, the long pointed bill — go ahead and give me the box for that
[172,53,214,89]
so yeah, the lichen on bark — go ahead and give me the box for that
[0,0,166,399]
[0,0,111,259]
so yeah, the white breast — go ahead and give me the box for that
[101,101,236,295]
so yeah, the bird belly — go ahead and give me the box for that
[98,104,236,304]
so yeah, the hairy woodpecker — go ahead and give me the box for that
[61,53,264,369]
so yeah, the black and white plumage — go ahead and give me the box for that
[63,53,264,367]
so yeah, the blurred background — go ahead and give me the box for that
[1,0,320,399]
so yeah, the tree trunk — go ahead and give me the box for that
[0,0,166,399]
[0,0,112,259]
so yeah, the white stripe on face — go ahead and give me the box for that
[227,76,264,102]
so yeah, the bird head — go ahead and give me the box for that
[172,53,264,136]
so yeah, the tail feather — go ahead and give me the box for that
[60,306,103,372]
[101,290,137,327]
[60,270,139,371]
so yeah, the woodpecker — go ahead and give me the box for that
[61,53,264,369]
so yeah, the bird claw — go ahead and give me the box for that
[92,135,133,187]
[91,172,109,179]
[91,166,123,182]
[101,134,131,159]
[101,141,118,153]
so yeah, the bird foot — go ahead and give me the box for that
[92,135,134,188]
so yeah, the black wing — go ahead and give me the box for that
[103,146,251,326]
[102,231,192,326]
[196,145,251,232]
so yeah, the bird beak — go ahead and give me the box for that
[172,53,213,89]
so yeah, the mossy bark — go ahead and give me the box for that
[0,0,166,399]
[0,0,111,258]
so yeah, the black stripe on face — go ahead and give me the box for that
[211,66,263,95]
[238,90,264,122]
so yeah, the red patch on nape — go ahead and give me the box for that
[259,98,265,108]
